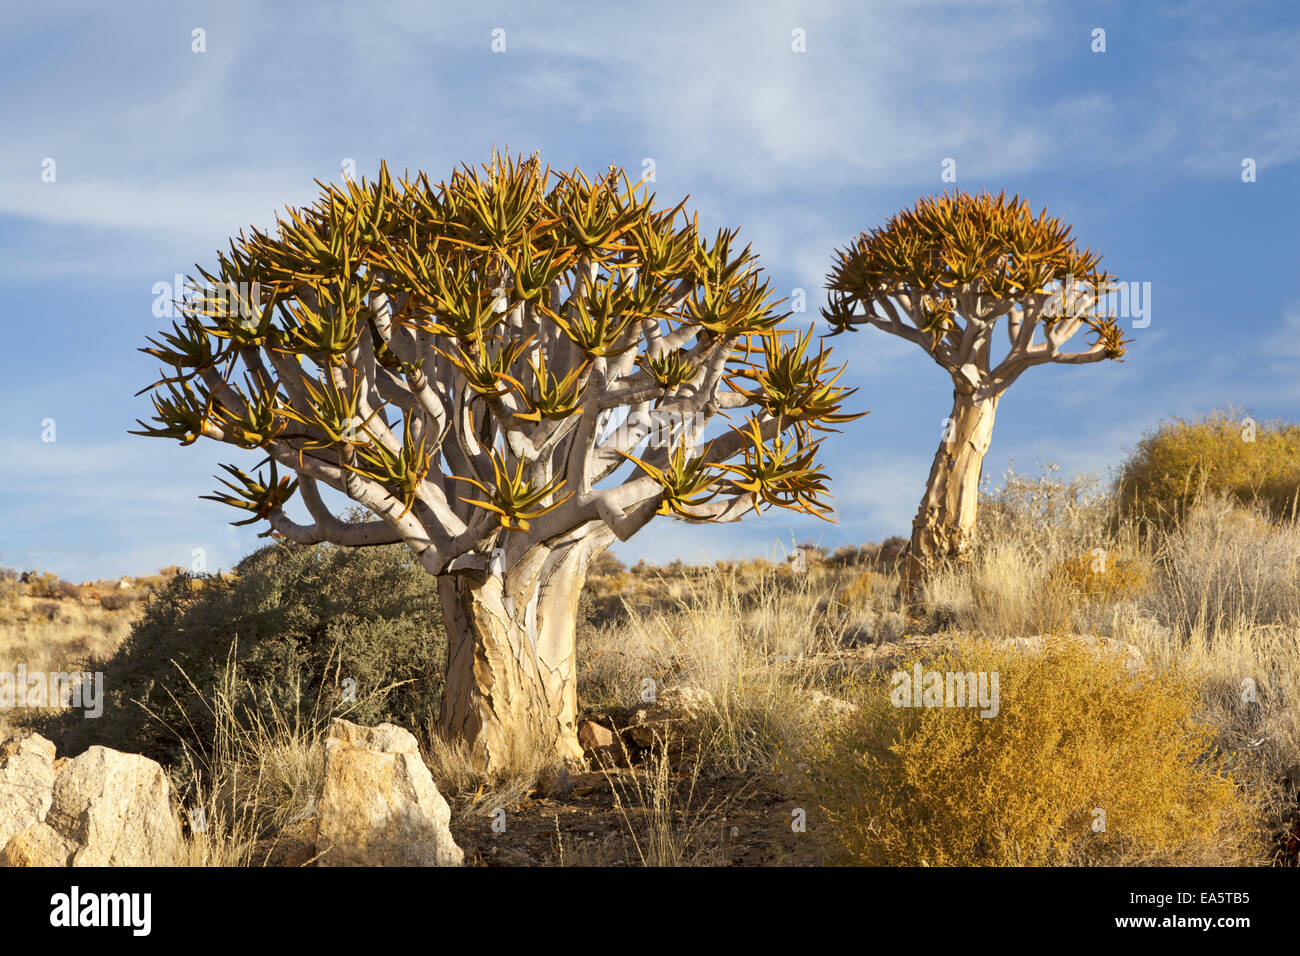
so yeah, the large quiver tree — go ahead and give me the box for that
[134,153,860,771]
[823,190,1127,596]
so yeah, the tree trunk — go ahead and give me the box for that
[902,390,999,598]
[436,538,604,773]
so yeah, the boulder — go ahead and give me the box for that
[315,718,462,867]
[577,720,616,756]
[3,744,182,867]
[0,732,57,853]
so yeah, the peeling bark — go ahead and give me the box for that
[436,537,606,772]
[902,390,999,598]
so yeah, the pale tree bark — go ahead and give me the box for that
[436,533,611,770]
[902,390,999,598]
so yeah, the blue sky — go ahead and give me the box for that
[1,0,1298,581]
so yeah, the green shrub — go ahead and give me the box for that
[803,638,1264,865]
[1116,408,1300,527]
[29,540,446,769]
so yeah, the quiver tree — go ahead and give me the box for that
[823,190,1127,594]
[134,153,860,771]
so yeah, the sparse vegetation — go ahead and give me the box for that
[579,564,853,775]
[0,571,146,739]
[7,441,1300,866]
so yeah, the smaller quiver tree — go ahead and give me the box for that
[823,190,1128,595]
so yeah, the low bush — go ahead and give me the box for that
[803,638,1264,865]
[28,540,447,770]
[1116,408,1300,528]
[98,592,132,612]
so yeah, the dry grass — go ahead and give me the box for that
[576,467,1300,867]
[1109,502,1300,802]
[807,471,1299,865]
[156,646,405,867]
[1145,499,1300,633]
[919,467,1137,636]
[578,563,876,775]
[601,736,734,866]
[0,584,140,738]
[421,729,563,826]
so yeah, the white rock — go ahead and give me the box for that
[804,689,860,722]
[0,732,57,856]
[4,744,182,867]
[315,719,463,867]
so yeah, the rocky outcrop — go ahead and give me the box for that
[2,740,182,867]
[314,719,463,867]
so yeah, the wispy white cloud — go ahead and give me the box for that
[1154,10,1300,175]
[3,0,1293,249]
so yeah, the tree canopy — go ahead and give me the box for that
[134,152,861,575]
[823,190,1127,394]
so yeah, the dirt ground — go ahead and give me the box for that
[450,768,826,867]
